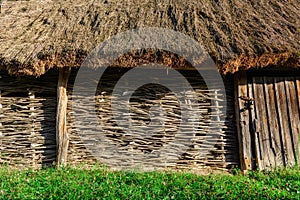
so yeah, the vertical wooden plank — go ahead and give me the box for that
[280,78,295,166]
[252,77,266,169]
[281,79,295,166]
[248,78,263,169]
[264,77,283,167]
[234,71,252,171]
[57,67,71,166]
[285,77,300,164]
[296,77,300,111]
[253,77,272,169]
[295,77,300,163]
[274,77,292,166]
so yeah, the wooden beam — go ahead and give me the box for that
[56,67,71,166]
[234,71,252,172]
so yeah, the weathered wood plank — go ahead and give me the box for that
[248,78,263,169]
[285,77,300,165]
[57,67,71,166]
[265,77,284,166]
[264,77,283,167]
[296,77,300,111]
[251,77,265,169]
[234,71,252,171]
[281,78,295,166]
[296,77,300,163]
[253,77,272,169]
[274,77,292,166]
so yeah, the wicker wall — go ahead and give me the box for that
[0,68,239,171]
[0,71,57,168]
[66,68,239,171]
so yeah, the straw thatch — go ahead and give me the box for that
[0,0,299,76]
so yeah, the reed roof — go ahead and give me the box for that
[0,0,299,76]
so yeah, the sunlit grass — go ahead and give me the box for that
[0,165,299,199]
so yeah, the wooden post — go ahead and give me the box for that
[234,71,252,172]
[56,67,71,166]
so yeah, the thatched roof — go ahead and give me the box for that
[0,0,299,76]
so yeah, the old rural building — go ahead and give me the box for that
[0,0,299,172]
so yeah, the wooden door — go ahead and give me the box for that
[248,76,300,170]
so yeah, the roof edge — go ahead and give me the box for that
[0,51,299,77]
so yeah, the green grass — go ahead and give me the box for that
[0,165,299,199]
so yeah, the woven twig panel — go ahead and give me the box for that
[66,69,239,171]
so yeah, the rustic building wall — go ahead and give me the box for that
[0,70,58,168]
